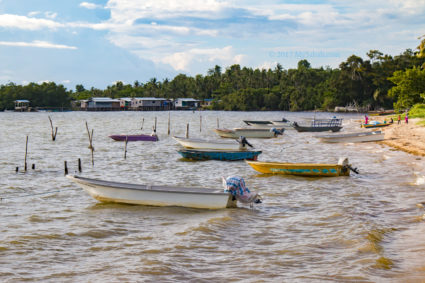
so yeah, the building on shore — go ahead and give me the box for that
[80,97,121,111]
[14,100,30,111]
[174,98,200,110]
[120,98,132,110]
[131,97,172,111]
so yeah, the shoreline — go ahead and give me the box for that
[375,117,425,157]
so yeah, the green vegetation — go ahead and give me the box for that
[1,43,425,112]
[409,104,425,118]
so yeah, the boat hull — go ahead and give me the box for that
[361,123,391,128]
[178,149,262,161]
[173,136,243,150]
[293,125,342,132]
[67,175,236,209]
[318,131,384,143]
[246,160,349,177]
[213,128,283,139]
[109,134,158,141]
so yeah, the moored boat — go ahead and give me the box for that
[293,118,343,132]
[213,127,284,139]
[361,121,392,128]
[245,158,357,177]
[67,175,236,209]
[172,136,252,150]
[109,134,158,142]
[244,118,290,128]
[317,130,385,143]
[178,149,262,161]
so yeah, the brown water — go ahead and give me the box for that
[0,111,424,282]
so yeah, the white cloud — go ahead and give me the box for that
[0,40,77,49]
[161,46,244,71]
[80,2,104,9]
[0,14,63,30]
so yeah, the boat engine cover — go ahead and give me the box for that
[222,176,261,204]
[338,157,349,167]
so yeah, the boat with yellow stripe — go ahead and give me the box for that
[361,121,392,128]
[245,158,358,177]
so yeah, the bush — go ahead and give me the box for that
[409,104,425,118]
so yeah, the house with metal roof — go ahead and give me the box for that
[174,98,200,110]
[81,97,121,111]
[131,97,172,111]
[14,100,30,111]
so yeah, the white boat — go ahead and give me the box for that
[67,175,237,209]
[173,136,250,150]
[317,130,385,143]
[213,127,284,139]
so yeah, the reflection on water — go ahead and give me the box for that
[0,111,424,281]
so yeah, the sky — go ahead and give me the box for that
[0,0,424,90]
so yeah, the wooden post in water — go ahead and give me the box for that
[167,112,171,136]
[24,136,28,172]
[186,123,189,138]
[48,116,58,141]
[154,117,157,133]
[124,135,128,159]
[85,122,94,166]
[141,117,144,131]
[64,161,68,175]
[32,164,35,170]
[78,158,82,173]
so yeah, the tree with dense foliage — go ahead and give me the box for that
[1,45,425,112]
[388,66,425,110]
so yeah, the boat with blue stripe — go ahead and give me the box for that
[245,158,358,177]
[178,149,262,161]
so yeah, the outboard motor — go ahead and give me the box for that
[237,136,253,148]
[338,157,359,174]
[270,127,284,137]
[222,176,262,207]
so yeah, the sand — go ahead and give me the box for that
[376,118,425,157]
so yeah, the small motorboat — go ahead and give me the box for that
[173,136,253,150]
[67,175,261,209]
[177,149,262,161]
[109,134,158,142]
[317,130,385,143]
[245,158,358,177]
[213,127,284,139]
[361,121,392,128]
[292,118,343,132]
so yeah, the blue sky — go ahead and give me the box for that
[0,0,424,90]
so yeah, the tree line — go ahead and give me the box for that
[1,45,425,112]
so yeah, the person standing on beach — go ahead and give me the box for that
[365,115,369,125]
[398,115,401,124]
[405,113,408,124]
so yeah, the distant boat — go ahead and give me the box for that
[293,118,343,132]
[245,158,358,177]
[317,130,385,143]
[213,127,284,139]
[361,121,392,128]
[173,136,252,150]
[66,175,236,209]
[244,118,290,127]
[109,134,159,142]
[178,149,262,161]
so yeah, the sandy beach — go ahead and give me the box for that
[377,118,425,157]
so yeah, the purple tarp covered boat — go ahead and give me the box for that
[109,134,159,142]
